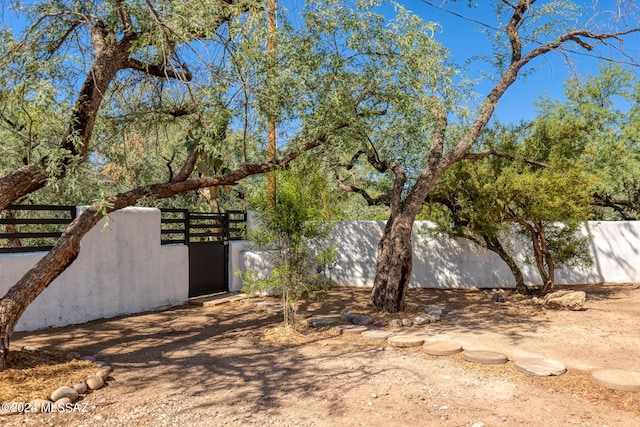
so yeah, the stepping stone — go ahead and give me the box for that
[423,341,463,356]
[514,358,567,376]
[307,317,339,327]
[361,330,395,341]
[592,369,640,392]
[388,335,425,348]
[335,325,368,335]
[463,350,508,365]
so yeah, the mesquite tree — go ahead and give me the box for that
[0,0,348,370]
[333,0,640,312]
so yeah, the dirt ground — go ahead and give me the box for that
[2,283,640,427]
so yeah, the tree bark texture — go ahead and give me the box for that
[371,213,414,312]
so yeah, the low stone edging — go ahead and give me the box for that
[1,348,113,416]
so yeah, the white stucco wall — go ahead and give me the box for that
[232,220,640,290]
[0,207,188,331]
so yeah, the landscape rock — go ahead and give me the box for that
[307,317,339,327]
[401,318,413,327]
[50,386,79,402]
[412,316,431,325]
[351,314,374,326]
[73,382,88,394]
[389,319,403,327]
[542,290,587,311]
[424,305,443,316]
[492,293,507,303]
[96,366,113,380]
[86,375,105,390]
[29,399,52,413]
[66,351,81,359]
[80,355,97,362]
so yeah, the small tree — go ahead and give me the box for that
[240,163,336,326]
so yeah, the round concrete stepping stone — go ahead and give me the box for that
[307,317,339,327]
[463,350,508,365]
[335,324,368,335]
[388,335,425,348]
[514,358,567,376]
[361,330,395,341]
[423,341,463,356]
[592,369,640,392]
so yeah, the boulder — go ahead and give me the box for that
[388,319,403,327]
[50,386,78,402]
[86,375,105,390]
[542,290,586,311]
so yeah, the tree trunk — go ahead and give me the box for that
[371,212,415,312]
[483,236,529,295]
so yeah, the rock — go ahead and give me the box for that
[424,305,443,316]
[531,297,540,305]
[463,350,509,365]
[514,358,567,376]
[401,318,413,327]
[50,386,79,402]
[335,325,368,335]
[542,290,586,311]
[389,319,403,327]
[472,423,485,427]
[66,351,81,359]
[426,314,440,322]
[29,399,52,413]
[361,330,395,341]
[73,382,88,394]
[592,368,640,392]
[22,345,37,351]
[351,314,373,326]
[423,341,463,356]
[307,317,339,327]
[80,355,97,362]
[96,366,113,380]
[86,375,105,390]
[492,293,507,303]
[412,316,431,325]
[340,308,352,321]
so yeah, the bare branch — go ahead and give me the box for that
[335,172,390,206]
[125,58,193,81]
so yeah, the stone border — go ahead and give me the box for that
[1,347,113,416]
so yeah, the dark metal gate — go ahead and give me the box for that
[161,209,246,298]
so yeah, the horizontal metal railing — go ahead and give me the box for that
[0,205,76,253]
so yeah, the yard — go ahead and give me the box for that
[2,283,640,426]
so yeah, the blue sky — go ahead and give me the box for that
[2,0,637,124]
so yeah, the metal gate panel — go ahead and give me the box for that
[188,241,228,298]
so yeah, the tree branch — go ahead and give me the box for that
[125,58,193,81]
[462,149,550,168]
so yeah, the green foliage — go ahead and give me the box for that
[239,161,336,326]
[424,120,594,292]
